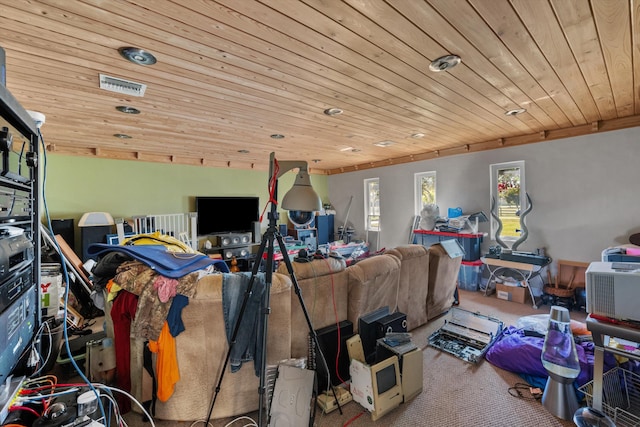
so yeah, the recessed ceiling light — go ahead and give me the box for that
[312,159,321,163]
[429,54,461,72]
[339,146,354,152]
[113,133,132,139]
[324,108,343,116]
[118,47,157,66]
[115,106,141,114]
[351,148,361,152]
[270,134,285,139]
[238,149,250,153]
[411,133,425,139]
[373,140,394,147]
[505,108,527,116]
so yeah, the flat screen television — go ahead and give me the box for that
[195,196,259,235]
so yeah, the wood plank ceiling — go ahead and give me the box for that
[1,0,638,174]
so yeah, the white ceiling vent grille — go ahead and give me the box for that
[99,74,147,97]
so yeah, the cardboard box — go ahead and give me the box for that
[496,283,529,304]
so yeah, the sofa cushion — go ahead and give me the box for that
[385,245,430,331]
[278,257,349,358]
[346,254,401,332]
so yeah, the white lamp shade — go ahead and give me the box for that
[281,171,322,212]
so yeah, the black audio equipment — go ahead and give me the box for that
[358,306,390,364]
[222,246,251,260]
[0,187,31,218]
[0,287,36,385]
[0,74,40,391]
[374,312,407,338]
[0,229,33,281]
[212,232,253,247]
[309,320,353,392]
[81,225,113,262]
[0,261,32,313]
[484,250,550,266]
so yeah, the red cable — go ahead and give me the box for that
[259,158,279,223]
[322,257,347,386]
[342,410,365,426]
[8,405,42,418]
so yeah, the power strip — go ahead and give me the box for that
[316,387,353,414]
[0,376,25,424]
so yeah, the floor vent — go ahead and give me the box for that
[99,74,147,97]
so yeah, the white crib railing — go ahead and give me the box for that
[115,213,198,250]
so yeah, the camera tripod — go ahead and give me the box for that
[205,201,342,426]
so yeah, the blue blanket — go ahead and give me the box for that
[87,243,229,277]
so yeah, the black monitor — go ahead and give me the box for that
[195,196,259,235]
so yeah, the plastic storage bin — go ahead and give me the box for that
[414,230,483,261]
[458,260,483,291]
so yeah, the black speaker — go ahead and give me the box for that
[221,246,251,260]
[81,225,113,262]
[310,320,353,391]
[51,219,75,251]
[213,233,252,247]
[358,306,390,364]
[374,312,407,338]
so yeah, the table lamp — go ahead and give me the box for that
[541,306,581,420]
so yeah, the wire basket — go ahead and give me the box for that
[579,367,640,427]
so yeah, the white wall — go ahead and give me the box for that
[327,127,640,263]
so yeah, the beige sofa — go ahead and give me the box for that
[125,271,293,421]
[121,243,460,420]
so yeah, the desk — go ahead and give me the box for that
[481,257,549,308]
[585,316,640,412]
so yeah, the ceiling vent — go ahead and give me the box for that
[99,74,147,97]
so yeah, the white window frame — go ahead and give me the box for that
[364,177,380,232]
[414,171,437,216]
[490,160,526,241]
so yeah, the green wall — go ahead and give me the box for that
[41,154,329,241]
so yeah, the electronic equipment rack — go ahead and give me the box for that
[0,80,41,388]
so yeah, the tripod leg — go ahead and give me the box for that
[274,232,344,415]
[204,232,271,423]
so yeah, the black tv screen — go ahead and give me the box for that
[376,363,397,394]
[196,196,259,235]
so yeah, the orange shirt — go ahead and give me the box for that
[147,321,180,402]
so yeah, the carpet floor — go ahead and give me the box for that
[119,289,587,427]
